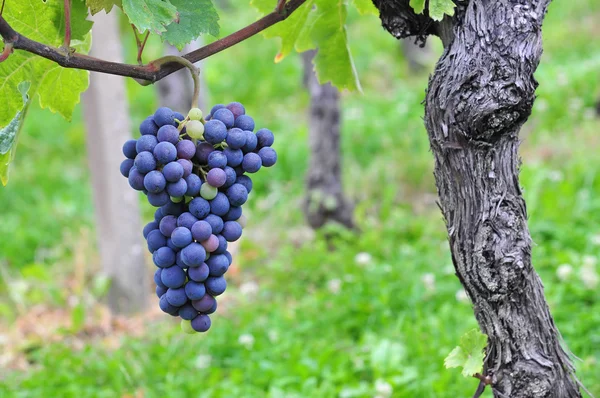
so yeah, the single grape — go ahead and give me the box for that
[200,183,218,200]
[235,175,253,193]
[234,115,255,131]
[258,147,277,167]
[181,242,207,267]
[153,142,178,165]
[153,246,176,268]
[226,128,246,149]
[136,134,158,154]
[157,125,180,145]
[154,107,176,127]
[177,159,193,178]
[223,206,242,222]
[177,212,198,230]
[195,142,214,164]
[242,152,262,173]
[176,140,196,160]
[192,294,216,313]
[162,161,184,182]
[242,130,258,152]
[204,214,224,234]
[120,158,134,177]
[224,148,244,167]
[207,168,227,187]
[204,120,228,144]
[123,139,138,159]
[143,221,159,239]
[186,120,205,139]
[161,265,186,288]
[134,151,157,174]
[256,128,275,148]
[212,108,235,129]
[207,151,227,169]
[166,287,188,307]
[210,192,230,216]
[185,174,202,197]
[207,254,229,276]
[226,183,249,207]
[171,226,193,248]
[210,104,226,115]
[189,197,211,219]
[159,215,178,237]
[179,303,199,321]
[191,314,211,332]
[226,102,245,119]
[140,117,159,136]
[201,234,220,253]
[181,319,196,334]
[159,294,179,315]
[147,229,167,252]
[188,107,203,121]
[167,179,188,197]
[144,170,167,193]
[206,276,227,296]
[185,281,206,300]
[222,221,242,242]
[188,263,210,282]
[191,220,212,242]
[148,191,169,207]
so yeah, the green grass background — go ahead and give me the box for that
[0,1,599,397]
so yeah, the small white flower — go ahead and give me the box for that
[327,279,342,294]
[455,289,469,303]
[194,354,212,369]
[582,255,597,267]
[239,281,259,296]
[354,252,373,266]
[579,264,599,290]
[535,98,549,112]
[547,170,563,182]
[374,379,393,398]
[591,234,600,246]
[421,273,436,292]
[556,264,573,281]
[268,330,279,343]
[238,333,255,349]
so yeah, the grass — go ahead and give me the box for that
[1,1,599,397]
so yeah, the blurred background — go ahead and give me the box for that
[0,1,599,396]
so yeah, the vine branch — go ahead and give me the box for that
[0,0,307,83]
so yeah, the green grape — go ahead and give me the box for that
[237,214,247,229]
[186,120,205,139]
[188,108,203,121]
[200,183,218,200]
[181,319,196,334]
[171,196,183,203]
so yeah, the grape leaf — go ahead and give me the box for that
[297,0,361,91]
[352,0,378,16]
[162,0,219,50]
[429,0,455,21]
[122,0,178,34]
[444,329,487,377]
[87,0,122,15]
[409,0,425,14]
[0,82,31,186]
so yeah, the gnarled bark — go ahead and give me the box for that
[374,0,582,396]
[301,50,355,230]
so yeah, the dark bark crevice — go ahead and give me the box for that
[374,0,583,396]
[301,50,355,230]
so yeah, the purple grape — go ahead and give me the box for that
[177,140,196,160]
[207,168,227,187]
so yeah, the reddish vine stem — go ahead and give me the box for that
[131,24,150,65]
[0,0,307,82]
[63,0,71,49]
[0,41,12,61]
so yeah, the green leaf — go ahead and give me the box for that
[298,0,361,91]
[429,0,455,21]
[444,329,487,377]
[0,82,30,154]
[122,0,178,34]
[352,0,378,16]
[409,0,425,14]
[86,0,122,15]
[162,0,220,50]
[35,61,90,120]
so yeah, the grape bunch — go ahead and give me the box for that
[119,102,277,333]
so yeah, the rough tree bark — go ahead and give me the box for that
[82,12,148,314]
[372,0,582,396]
[301,50,355,229]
